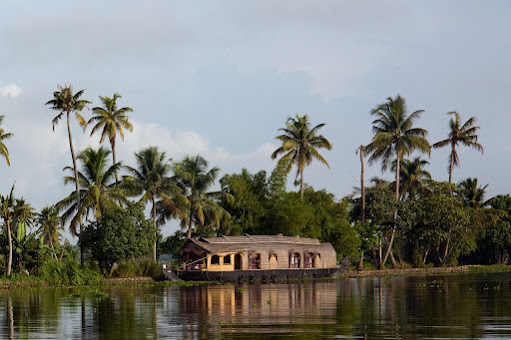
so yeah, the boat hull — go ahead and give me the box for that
[167,267,346,282]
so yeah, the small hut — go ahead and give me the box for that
[178,234,337,272]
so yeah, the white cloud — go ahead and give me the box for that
[0,82,22,97]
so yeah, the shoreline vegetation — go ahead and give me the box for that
[2,264,511,290]
[0,87,508,286]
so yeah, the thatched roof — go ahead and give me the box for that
[181,234,334,255]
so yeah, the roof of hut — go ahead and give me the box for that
[181,234,335,255]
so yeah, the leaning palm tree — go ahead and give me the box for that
[46,85,90,264]
[88,93,133,183]
[123,146,182,261]
[36,206,64,261]
[172,155,232,239]
[391,157,432,201]
[432,111,483,188]
[57,147,126,236]
[366,95,431,267]
[271,114,332,199]
[0,115,13,166]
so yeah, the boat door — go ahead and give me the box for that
[234,254,242,270]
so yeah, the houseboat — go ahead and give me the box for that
[163,234,348,282]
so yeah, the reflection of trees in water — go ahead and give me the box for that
[0,276,511,338]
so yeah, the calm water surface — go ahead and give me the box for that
[1,273,511,339]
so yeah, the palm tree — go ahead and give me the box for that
[432,111,483,188]
[0,186,34,275]
[46,85,90,264]
[391,157,432,201]
[36,206,64,261]
[271,114,332,199]
[123,146,182,261]
[0,115,13,166]
[88,93,133,183]
[172,155,232,239]
[366,95,431,267]
[457,177,489,209]
[57,147,126,235]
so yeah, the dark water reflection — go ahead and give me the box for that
[1,273,511,339]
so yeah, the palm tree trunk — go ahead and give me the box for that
[187,210,193,239]
[382,155,400,267]
[378,237,383,269]
[152,196,157,262]
[50,238,58,261]
[111,138,119,184]
[300,167,305,199]
[449,144,455,195]
[360,146,366,226]
[6,219,12,276]
[67,111,83,265]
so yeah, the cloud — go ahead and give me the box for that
[0,82,22,97]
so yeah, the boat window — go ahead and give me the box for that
[223,255,231,264]
[211,255,220,265]
[249,253,261,269]
[305,253,314,268]
[290,252,300,268]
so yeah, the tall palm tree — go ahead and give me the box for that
[172,155,232,239]
[57,147,126,235]
[46,85,90,264]
[0,115,13,166]
[0,185,34,275]
[36,205,64,261]
[123,146,182,261]
[391,157,432,201]
[271,114,332,199]
[432,111,483,188]
[366,95,431,267]
[88,93,133,183]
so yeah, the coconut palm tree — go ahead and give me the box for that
[36,206,64,261]
[88,93,133,183]
[172,155,232,239]
[391,157,432,201]
[457,177,489,209]
[0,115,13,166]
[46,85,90,264]
[57,147,126,235]
[366,95,431,267]
[123,146,182,261]
[432,111,483,188]
[271,114,332,199]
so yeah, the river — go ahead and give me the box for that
[1,273,511,339]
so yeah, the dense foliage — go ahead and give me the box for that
[80,204,155,276]
[0,87,502,283]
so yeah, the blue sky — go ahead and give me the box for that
[0,1,510,239]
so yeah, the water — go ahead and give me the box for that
[1,273,511,339]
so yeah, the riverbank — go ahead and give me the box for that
[0,264,510,289]
[345,264,511,278]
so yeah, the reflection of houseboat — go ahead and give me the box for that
[165,234,348,282]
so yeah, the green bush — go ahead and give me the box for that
[39,259,101,286]
[112,258,163,280]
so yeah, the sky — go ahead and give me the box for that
[0,0,510,240]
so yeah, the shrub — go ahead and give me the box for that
[39,259,101,286]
